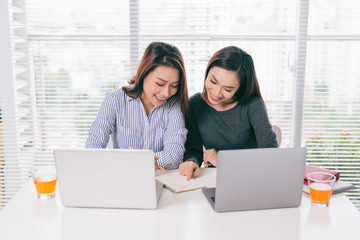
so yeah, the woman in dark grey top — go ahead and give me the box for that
[179,46,278,180]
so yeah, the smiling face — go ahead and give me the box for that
[140,65,180,114]
[204,66,240,110]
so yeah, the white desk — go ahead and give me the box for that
[1,175,360,240]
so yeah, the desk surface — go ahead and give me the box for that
[1,170,360,240]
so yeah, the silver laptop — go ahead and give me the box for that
[202,147,306,212]
[54,148,163,209]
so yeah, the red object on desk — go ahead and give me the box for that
[304,164,340,185]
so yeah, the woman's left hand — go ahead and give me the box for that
[203,148,218,167]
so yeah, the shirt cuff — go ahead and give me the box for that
[184,157,201,167]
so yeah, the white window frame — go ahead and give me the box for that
[1,0,359,210]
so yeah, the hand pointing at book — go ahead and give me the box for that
[179,161,200,180]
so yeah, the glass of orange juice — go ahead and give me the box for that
[307,172,336,207]
[32,167,57,200]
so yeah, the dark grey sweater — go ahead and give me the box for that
[184,93,278,166]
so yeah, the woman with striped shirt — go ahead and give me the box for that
[86,42,189,170]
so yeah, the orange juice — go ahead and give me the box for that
[309,182,333,202]
[33,175,57,194]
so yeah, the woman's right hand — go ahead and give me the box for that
[179,161,200,181]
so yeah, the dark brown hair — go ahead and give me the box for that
[204,46,263,104]
[123,42,189,116]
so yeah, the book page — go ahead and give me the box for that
[303,180,354,195]
[155,168,216,193]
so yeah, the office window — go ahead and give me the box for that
[0,0,359,210]
[303,0,360,207]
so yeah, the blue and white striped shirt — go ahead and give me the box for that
[85,88,187,169]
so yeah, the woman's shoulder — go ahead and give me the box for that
[189,92,204,108]
[246,97,265,108]
[107,87,124,96]
[244,97,267,118]
[106,88,128,100]
[100,88,130,108]
[189,92,202,102]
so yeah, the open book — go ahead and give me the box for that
[303,180,355,195]
[155,168,216,193]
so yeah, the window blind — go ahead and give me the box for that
[0,0,359,210]
[1,0,133,209]
[303,0,360,209]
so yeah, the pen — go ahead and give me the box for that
[207,162,215,168]
[156,163,166,172]
[203,146,213,167]
[154,156,166,172]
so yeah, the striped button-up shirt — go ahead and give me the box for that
[85,88,187,169]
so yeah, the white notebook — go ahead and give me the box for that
[303,180,355,195]
[156,168,216,193]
